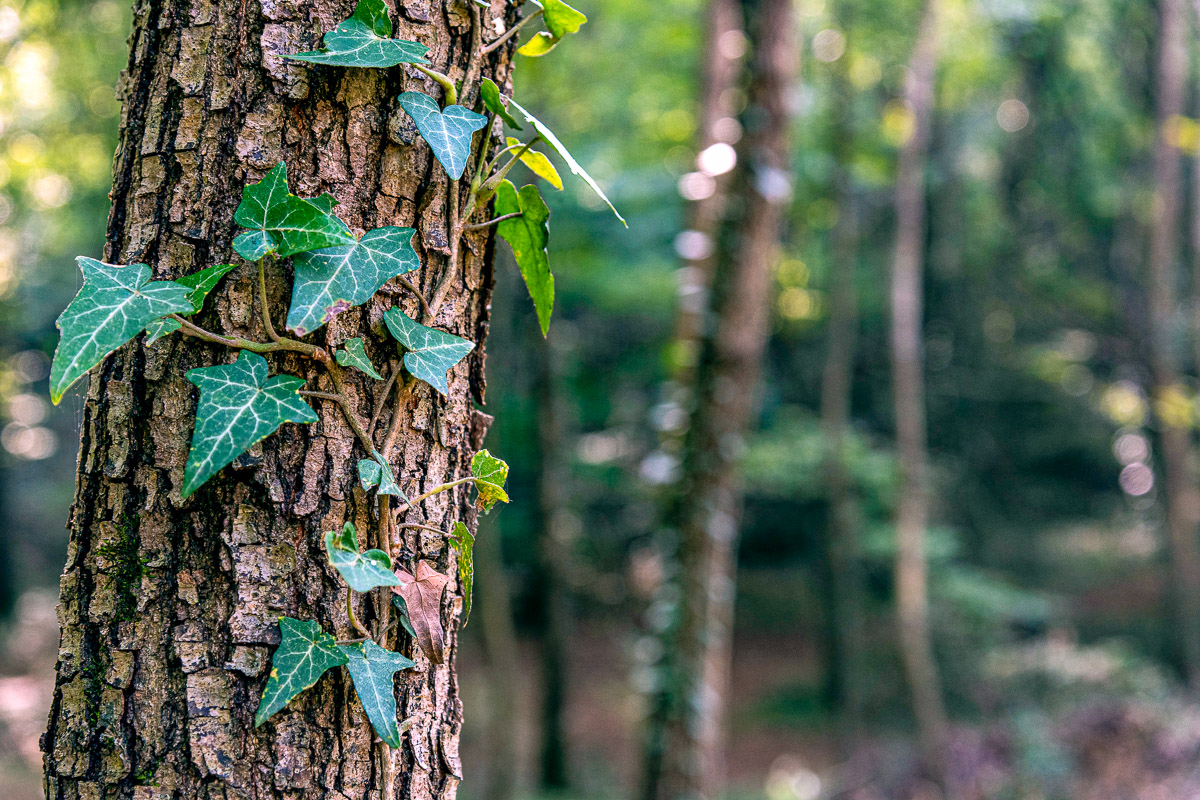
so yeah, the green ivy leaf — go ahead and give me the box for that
[542,0,587,36]
[471,449,510,512]
[495,180,554,336]
[481,78,523,130]
[145,262,239,345]
[335,337,383,379]
[232,162,356,262]
[182,351,318,498]
[382,308,475,396]
[285,0,430,68]
[509,99,626,226]
[358,451,407,499]
[517,31,561,57]
[340,640,416,748]
[287,226,420,335]
[50,257,193,404]
[398,92,488,180]
[506,137,562,190]
[324,521,401,593]
[255,617,347,727]
[449,522,476,624]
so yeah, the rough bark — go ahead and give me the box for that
[1149,0,1200,686]
[889,0,949,783]
[41,1,515,798]
[645,0,797,797]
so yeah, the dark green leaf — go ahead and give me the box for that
[255,617,347,727]
[182,351,318,498]
[145,262,239,344]
[358,451,407,499]
[398,92,488,180]
[340,640,416,748]
[336,337,383,379]
[50,257,193,404]
[471,449,510,512]
[481,78,523,129]
[449,522,476,624]
[495,180,554,335]
[232,162,356,261]
[325,521,400,593]
[285,0,429,68]
[382,308,475,396]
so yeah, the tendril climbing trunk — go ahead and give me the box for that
[42,1,515,798]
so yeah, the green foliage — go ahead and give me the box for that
[182,351,317,498]
[339,640,416,747]
[50,257,193,404]
[324,521,400,593]
[287,226,420,335]
[145,262,239,344]
[397,92,488,180]
[285,0,429,68]
[232,162,355,261]
[481,78,523,130]
[449,522,476,624]
[382,307,476,396]
[506,137,562,190]
[471,449,510,512]
[255,617,347,726]
[358,452,407,498]
[495,180,554,335]
[518,0,587,57]
[335,338,383,379]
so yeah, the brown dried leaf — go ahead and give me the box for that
[392,560,450,664]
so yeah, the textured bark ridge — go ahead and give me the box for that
[43,1,514,798]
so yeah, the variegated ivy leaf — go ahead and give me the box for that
[481,78,522,130]
[285,0,429,68]
[506,137,562,190]
[255,617,347,727]
[182,351,318,498]
[398,92,488,180]
[358,451,407,498]
[449,522,476,624]
[495,180,554,336]
[382,308,475,397]
[287,226,420,335]
[335,338,383,379]
[471,449,510,513]
[324,521,400,593]
[340,640,415,748]
[232,162,356,262]
[509,99,626,226]
[145,262,239,344]
[50,257,193,404]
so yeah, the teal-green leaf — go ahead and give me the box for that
[50,257,193,404]
[145,262,239,344]
[449,522,476,624]
[232,162,356,261]
[287,226,420,335]
[471,449,510,512]
[509,99,626,226]
[398,92,488,180]
[324,521,400,593]
[358,451,407,499]
[495,180,554,336]
[382,308,475,396]
[506,137,562,190]
[255,617,347,727]
[480,78,523,130]
[340,640,416,748]
[336,338,383,379]
[285,0,429,68]
[182,351,318,498]
[541,0,587,37]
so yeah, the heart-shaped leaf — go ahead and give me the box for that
[391,561,450,663]
[232,162,356,261]
[481,78,523,130]
[182,351,318,498]
[398,92,488,180]
[449,522,476,624]
[495,180,554,335]
[506,137,562,190]
[335,337,383,379]
[287,226,420,335]
[145,262,239,344]
[382,307,475,396]
[255,617,347,727]
[285,0,430,68]
[340,640,416,748]
[50,257,193,404]
[358,451,407,498]
[325,521,400,593]
[471,449,510,513]
[509,99,626,226]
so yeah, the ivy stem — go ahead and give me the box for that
[427,179,462,321]
[483,139,536,192]
[465,212,522,232]
[319,362,377,457]
[368,362,401,437]
[480,8,543,54]
[403,476,481,510]
[170,315,327,360]
[258,258,282,343]
[484,136,540,177]
[397,276,434,320]
[346,588,371,639]
[395,523,451,537]
[413,65,457,106]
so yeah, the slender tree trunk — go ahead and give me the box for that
[647,0,797,797]
[42,2,514,798]
[889,0,949,783]
[1149,0,1200,686]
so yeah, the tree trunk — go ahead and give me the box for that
[42,2,515,798]
[889,0,949,784]
[647,0,797,797]
[1149,0,1200,687]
